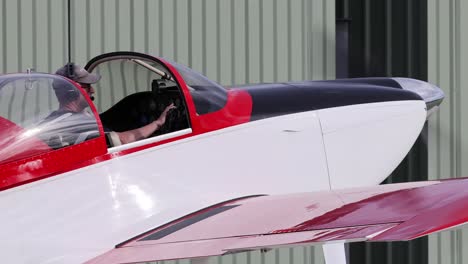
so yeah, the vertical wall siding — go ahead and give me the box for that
[342,0,427,79]
[65,0,335,88]
[0,1,335,264]
[0,0,68,121]
[0,0,335,86]
[428,0,468,264]
[0,0,68,74]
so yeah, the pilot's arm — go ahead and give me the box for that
[110,103,176,146]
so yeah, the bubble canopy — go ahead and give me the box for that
[0,73,100,164]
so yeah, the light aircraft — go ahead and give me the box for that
[0,51,460,264]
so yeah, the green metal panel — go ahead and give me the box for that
[67,0,334,87]
[0,0,68,73]
[0,0,335,85]
[428,0,468,264]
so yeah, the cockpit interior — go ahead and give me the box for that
[87,56,190,138]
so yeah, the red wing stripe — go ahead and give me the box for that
[371,179,468,241]
[88,178,468,263]
[225,224,398,252]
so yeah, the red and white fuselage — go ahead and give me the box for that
[0,52,442,263]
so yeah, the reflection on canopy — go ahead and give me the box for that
[0,74,100,164]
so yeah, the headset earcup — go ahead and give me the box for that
[68,89,80,101]
[65,62,80,101]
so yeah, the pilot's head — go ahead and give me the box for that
[52,78,88,111]
[56,63,101,100]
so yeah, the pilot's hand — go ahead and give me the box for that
[155,103,177,127]
[166,102,177,112]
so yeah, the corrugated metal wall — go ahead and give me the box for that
[340,0,427,79]
[427,0,468,263]
[0,0,335,263]
[0,0,68,74]
[1,0,335,86]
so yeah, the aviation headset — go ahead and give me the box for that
[60,62,80,101]
[53,62,80,102]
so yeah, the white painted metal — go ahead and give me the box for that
[323,243,347,264]
[0,110,328,263]
[318,100,427,189]
[0,101,427,263]
[108,128,193,153]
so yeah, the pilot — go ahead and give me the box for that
[55,63,176,147]
[40,77,99,148]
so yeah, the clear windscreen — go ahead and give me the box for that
[171,62,228,114]
[0,74,100,164]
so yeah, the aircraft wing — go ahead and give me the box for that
[87,178,468,263]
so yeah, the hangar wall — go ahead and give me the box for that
[0,0,335,263]
[427,0,468,263]
[0,0,335,86]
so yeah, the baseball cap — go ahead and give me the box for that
[56,63,101,84]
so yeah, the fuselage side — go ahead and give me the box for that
[0,100,426,263]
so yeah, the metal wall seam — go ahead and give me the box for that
[385,0,392,76]
[1,0,5,73]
